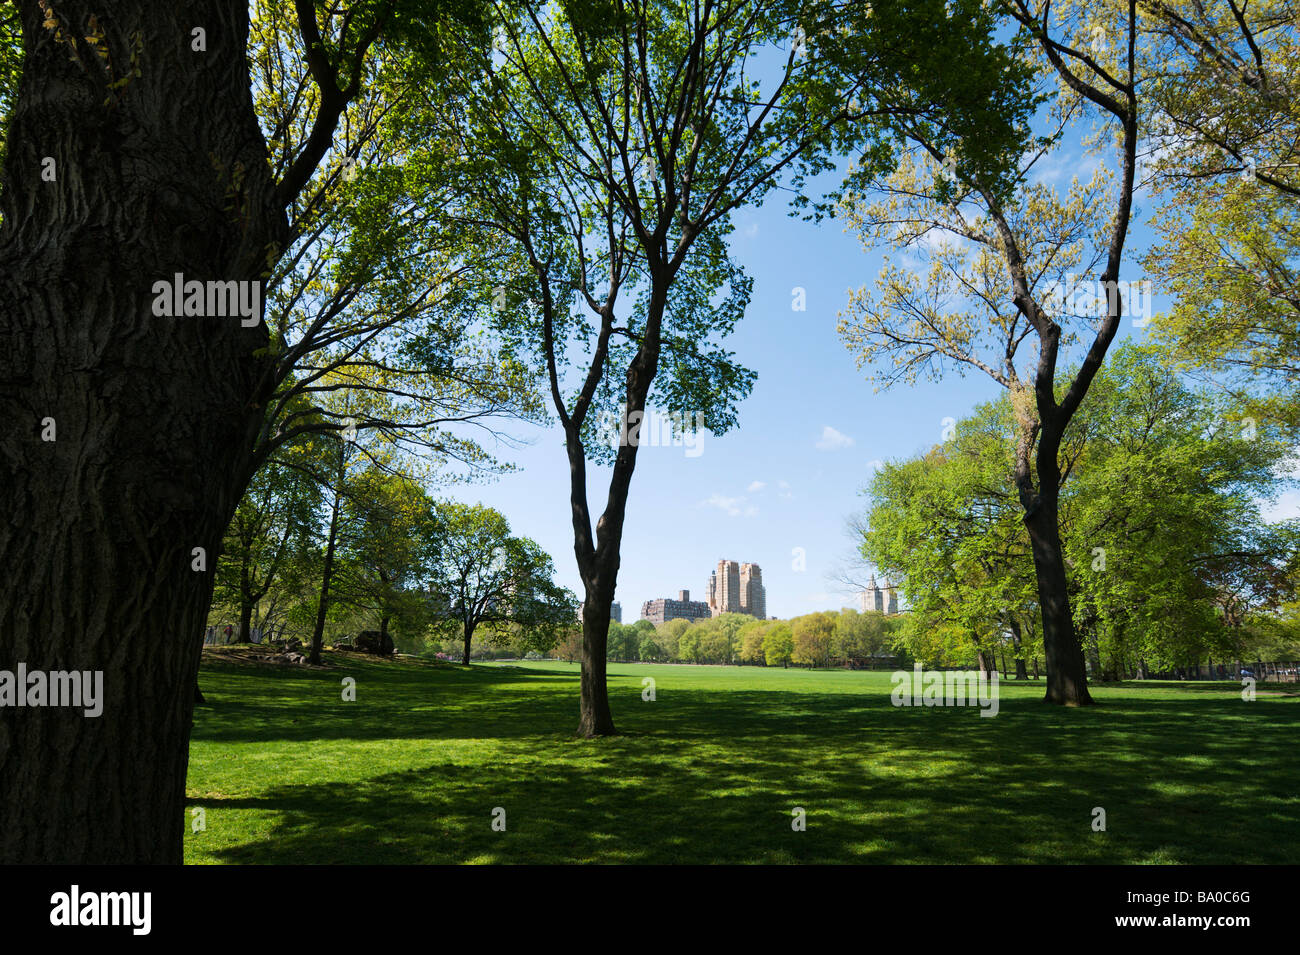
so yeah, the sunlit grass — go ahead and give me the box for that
[184,654,1300,864]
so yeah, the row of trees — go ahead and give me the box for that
[209,442,575,667]
[537,609,906,669]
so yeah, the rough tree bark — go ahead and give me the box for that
[0,1,286,863]
[1023,489,1093,704]
[994,0,1139,705]
[0,0,377,861]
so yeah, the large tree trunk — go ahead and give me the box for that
[1024,495,1093,705]
[0,2,284,862]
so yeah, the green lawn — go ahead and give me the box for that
[185,653,1300,864]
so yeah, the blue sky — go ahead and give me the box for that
[449,140,1190,620]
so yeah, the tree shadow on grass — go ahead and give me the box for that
[188,666,1300,863]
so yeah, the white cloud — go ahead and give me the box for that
[701,494,742,516]
[1026,148,1102,188]
[816,426,855,451]
[747,480,766,493]
[700,493,757,518]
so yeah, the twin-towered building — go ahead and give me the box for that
[859,574,899,615]
[640,560,769,624]
[708,559,766,619]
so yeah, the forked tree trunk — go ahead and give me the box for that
[565,285,671,739]
[0,3,285,862]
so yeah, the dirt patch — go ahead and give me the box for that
[201,644,330,669]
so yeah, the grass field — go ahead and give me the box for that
[184,652,1300,864]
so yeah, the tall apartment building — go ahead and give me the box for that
[859,574,899,615]
[709,559,766,618]
[641,590,711,625]
[707,560,740,615]
[740,562,766,620]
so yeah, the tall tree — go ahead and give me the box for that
[859,343,1299,677]
[791,611,837,668]
[332,467,441,651]
[837,0,1143,703]
[1058,345,1299,677]
[858,401,1040,676]
[396,0,893,734]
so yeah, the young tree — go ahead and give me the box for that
[655,617,692,661]
[762,621,795,668]
[791,611,837,668]
[332,466,441,652]
[211,445,321,643]
[552,624,585,664]
[430,502,575,665]
[738,618,771,664]
[834,608,896,669]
